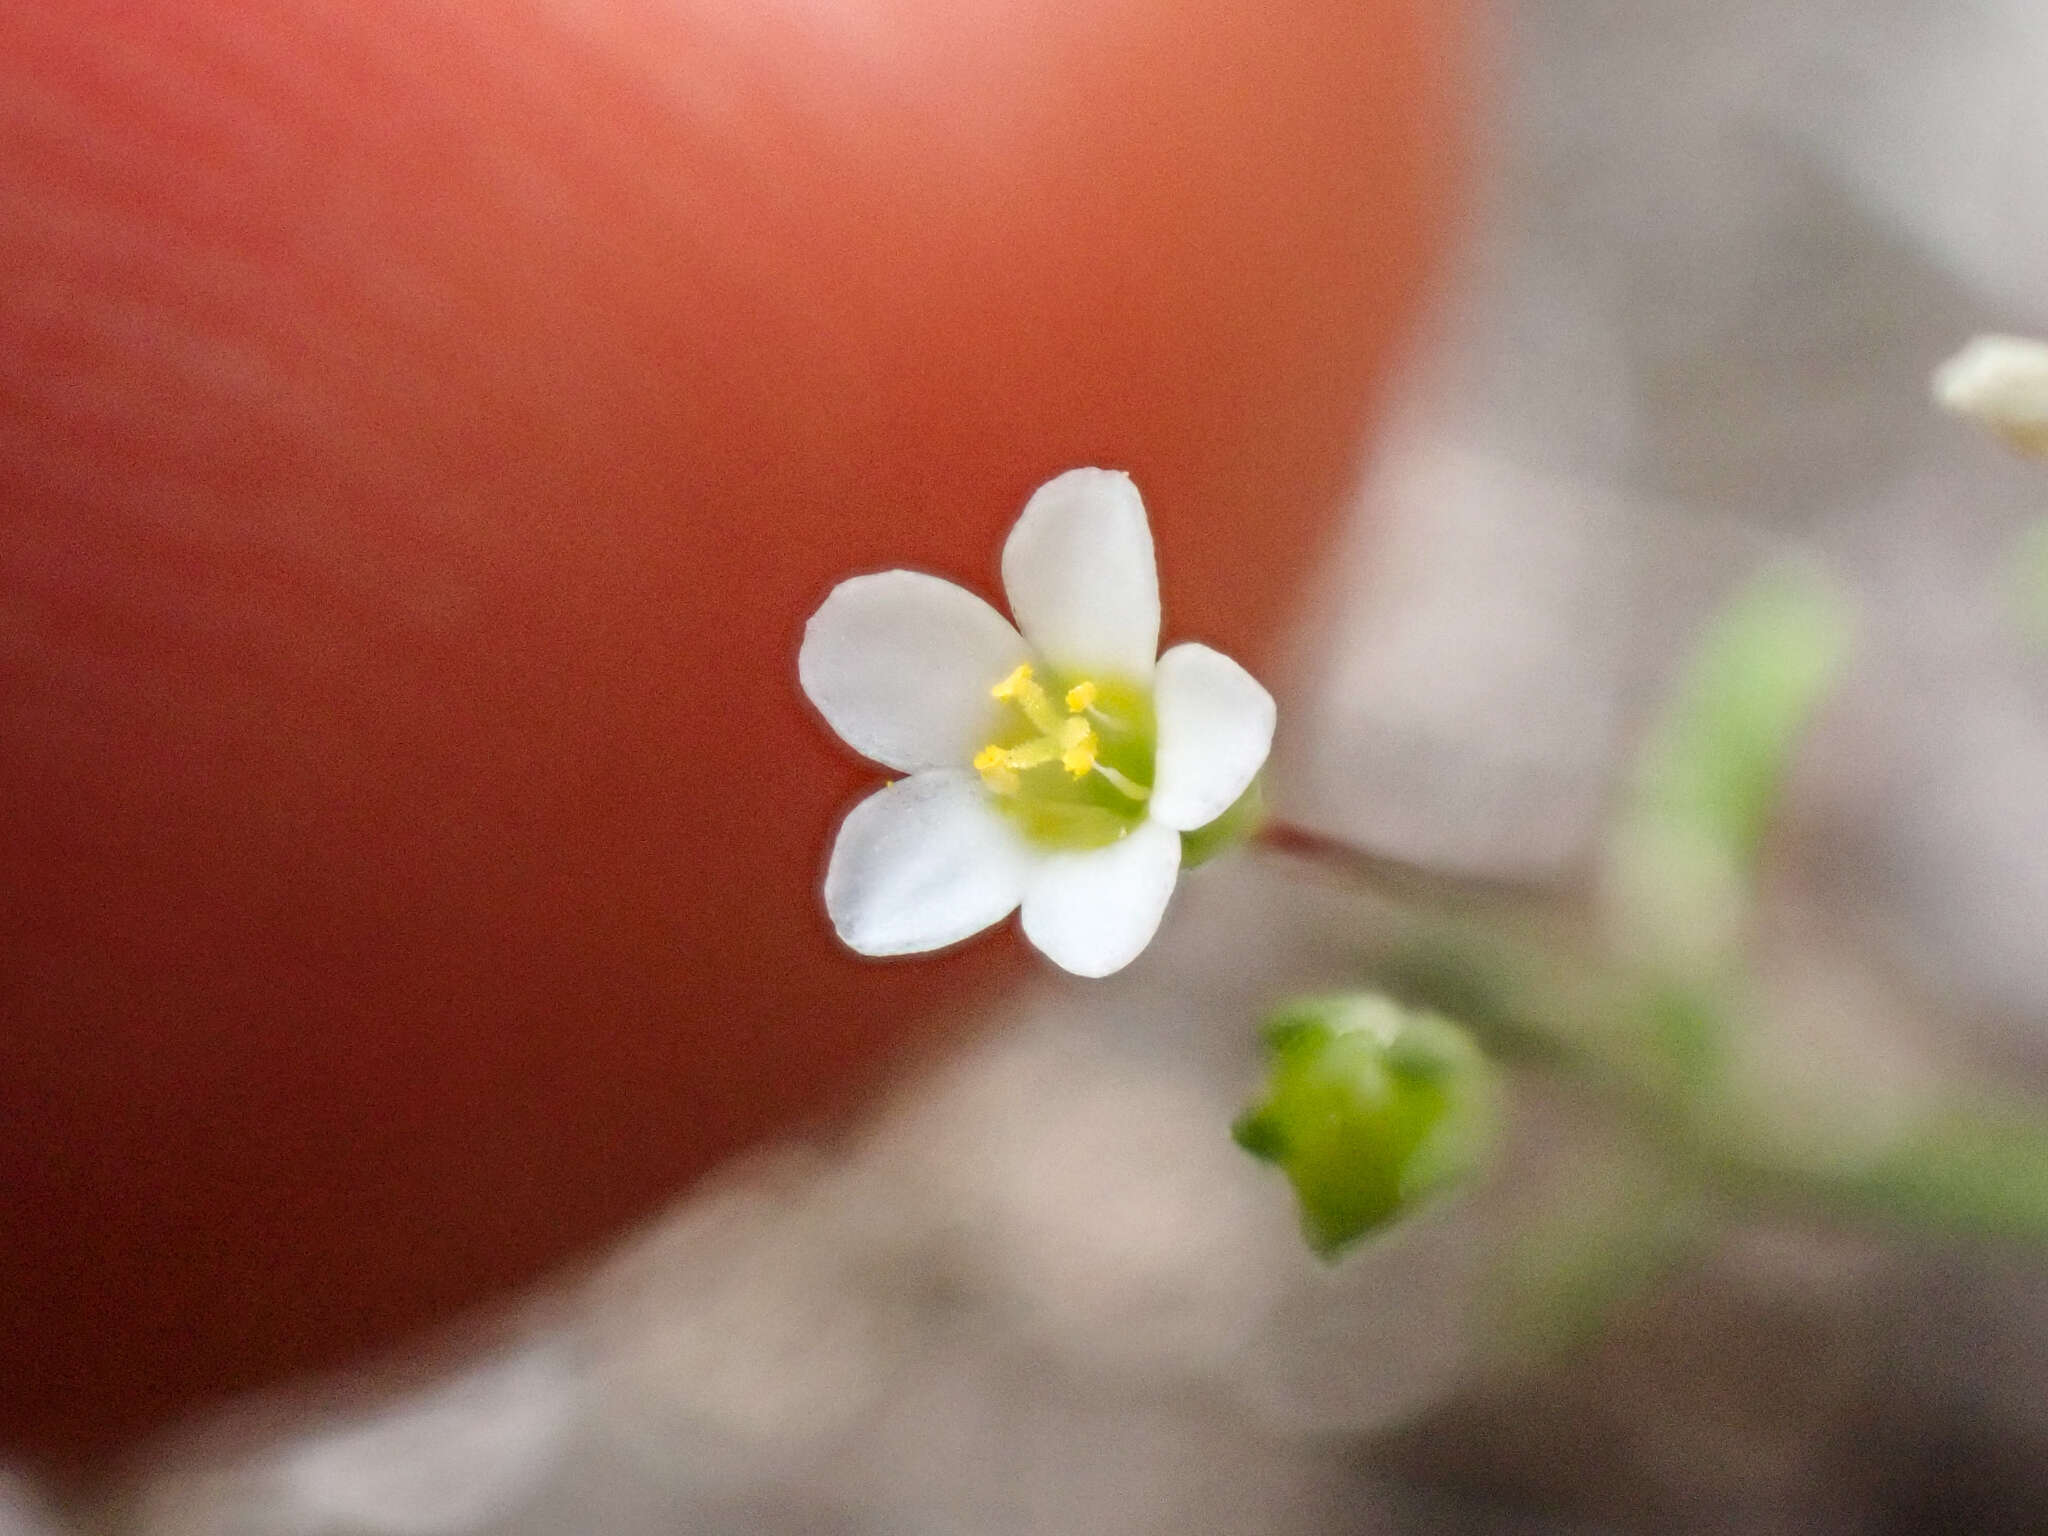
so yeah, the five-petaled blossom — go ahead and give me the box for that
[799,469,1277,977]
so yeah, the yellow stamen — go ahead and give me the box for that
[984,665,1143,798]
[991,663,1060,735]
[1058,716,1098,777]
[1000,737,1060,771]
[973,745,1020,795]
[1092,760,1151,802]
[990,663,1032,700]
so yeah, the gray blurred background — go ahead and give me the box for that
[21,1,2048,1531]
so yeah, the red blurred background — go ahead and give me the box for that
[0,0,1464,1457]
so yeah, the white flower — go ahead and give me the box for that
[1934,333,2048,457]
[799,469,1277,978]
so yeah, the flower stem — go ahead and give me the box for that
[1253,819,1570,911]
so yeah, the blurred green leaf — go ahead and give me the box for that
[1635,977,1726,1099]
[1801,1110,2048,1245]
[1492,1165,1707,1361]
[1607,567,1853,987]
[1235,994,1498,1258]
[1636,567,1854,867]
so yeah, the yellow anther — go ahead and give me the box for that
[1065,680,1097,713]
[990,663,1034,701]
[990,662,1060,735]
[1058,716,1098,777]
[974,745,1020,795]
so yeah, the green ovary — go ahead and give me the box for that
[976,665,1155,851]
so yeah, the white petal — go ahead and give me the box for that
[1000,468,1161,679]
[800,571,1031,773]
[1020,818,1181,978]
[824,771,1029,956]
[1148,642,1277,832]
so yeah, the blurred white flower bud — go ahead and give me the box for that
[1933,334,2048,456]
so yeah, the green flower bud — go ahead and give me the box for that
[1234,994,1498,1258]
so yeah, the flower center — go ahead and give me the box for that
[973,663,1155,850]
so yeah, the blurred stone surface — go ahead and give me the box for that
[0,1477,61,1536]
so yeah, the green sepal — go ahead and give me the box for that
[1180,778,1266,870]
